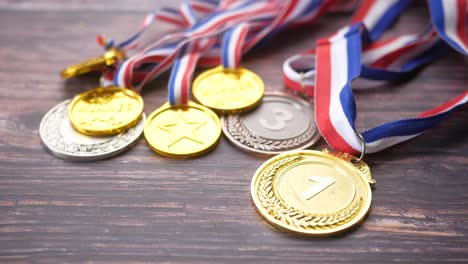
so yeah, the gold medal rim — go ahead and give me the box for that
[192,66,264,114]
[144,101,222,159]
[68,86,144,136]
[250,149,372,236]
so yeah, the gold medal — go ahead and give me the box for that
[251,149,375,236]
[144,101,222,158]
[68,86,144,136]
[192,66,264,113]
[61,48,126,78]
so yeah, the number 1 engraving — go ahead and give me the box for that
[302,176,335,200]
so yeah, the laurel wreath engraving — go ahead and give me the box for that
[226,115,316,152]
[256,156,362,229]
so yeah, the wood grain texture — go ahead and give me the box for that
[0,1,467,263]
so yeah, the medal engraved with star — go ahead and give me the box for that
[156,113,207,147]
[144,101,222,158]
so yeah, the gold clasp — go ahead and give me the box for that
[60,47,126,78]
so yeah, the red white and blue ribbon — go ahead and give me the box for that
[112,0,280,91]
[167,21,250,105]
[99,0,214,86]
[222,23,250,69]
[282,0,445,95]
[350,0,412,42]
[98,4,199,51]
[163,0,336,106]
[283,0,468,154]
[315,24,467,154]
[428,0,468,55]
[168,38,217,105]
[284,0,404,94]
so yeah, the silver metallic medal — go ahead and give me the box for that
[222,93,321,155]
[39,100,145,161]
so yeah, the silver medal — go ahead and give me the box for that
[39,100,144,161]
[222,93,320,155]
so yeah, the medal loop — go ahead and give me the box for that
[300,71,306,96]
[351,132,366,164]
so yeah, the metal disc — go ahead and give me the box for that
[251,149,374,236]
[144,101,221,159]
[68,86,144,136]
[192,66,264,114]
[222,92,321,155]
[40,100,144,161]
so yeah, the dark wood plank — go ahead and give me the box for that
[0,1,467,263]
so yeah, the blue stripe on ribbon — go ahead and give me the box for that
[119,31,143,48]
[366,0,412,41]
[113,62,124,86]
[190,0,255,31]
[362,110,454,143]
[400,40,447,71]
[340,24,362,130]
[221,26,235,68]
[428,0,468,55]
[168,44,188,105]
[336,21,466,147]
[298,0,322,18]
[360,40,447,81]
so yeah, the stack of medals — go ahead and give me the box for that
[40,47,146,161]
[41,0,326,160]
[109,0,330,158]
[40,0,467,236]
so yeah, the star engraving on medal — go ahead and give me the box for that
[157,112,206,147]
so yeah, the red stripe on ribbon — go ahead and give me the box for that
[316,38,357,154]
[456,0,468,47]
[418,91,468,118]
[350,0,375,23]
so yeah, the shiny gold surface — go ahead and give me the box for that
[144,101,222,158]
[192,66,264,113]
[60,48,126,78]
[251,149,374,236]
[68,86,144,136]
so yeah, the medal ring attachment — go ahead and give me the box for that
[351,132,366,164]
[300,71,306,95]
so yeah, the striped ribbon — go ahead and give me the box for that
[283,0,468,154]
[102,0,337,91]
[99,0,217,86]
[428,0,468,55]
[283,0,446,95]
[112,0,280,90]
[164,0,336,105]
[315,24,467,154]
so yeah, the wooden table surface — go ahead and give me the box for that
[0,1,467,263]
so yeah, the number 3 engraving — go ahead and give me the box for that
[259,108,293,131]
[302,176,335,200]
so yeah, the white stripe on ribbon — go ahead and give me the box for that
[283,54,316,87]
[328,26,362,151]
[362,0,400,30]
[366,134,420,153]
[442,0,468,54]
[361,35,415,64]
[227,25,244,68]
